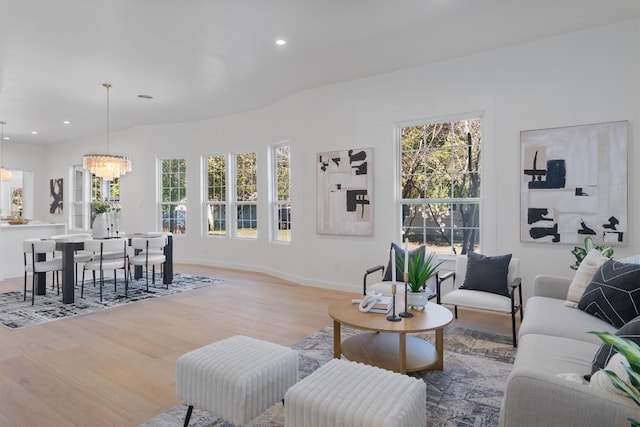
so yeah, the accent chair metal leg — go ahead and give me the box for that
[511,311,517,348]
[454,305,458,319]
[183,405,194,427]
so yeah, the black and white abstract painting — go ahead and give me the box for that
[317,147,373,236]
[49,177,63,214]
[520,121,627,245]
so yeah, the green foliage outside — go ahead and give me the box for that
[401,118,481,254]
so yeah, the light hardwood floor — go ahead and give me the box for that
[0,264,515,427]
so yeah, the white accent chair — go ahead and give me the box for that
[437,254,523,347]
[81,238,128,301]
[128,236,167,290]
[50,233,93,285]
[23,238,63,304]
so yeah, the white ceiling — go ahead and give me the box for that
[0,0,638,146]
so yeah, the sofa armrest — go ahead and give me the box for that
[500,367,638,427]
[532,274,572,300]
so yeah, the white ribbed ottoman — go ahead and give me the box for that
[284,359,426,427]
[176,335,298,426]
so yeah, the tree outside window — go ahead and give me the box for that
[234,152,257,239]
[399,116,481,254]
[271,144,291,242]
[161,158,187,234]
[206,155,226,236]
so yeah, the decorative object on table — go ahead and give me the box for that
[316,147,373,236]
[82,83,132,181]
[49,177,63,214]
[570,236,614,270]
[91,201,122,238]
[520,120,627,245]
[7,218,29,225]
[386,282,401,322]
[589,331,640,427]
[399,245,443,311]
[399,239,413,318]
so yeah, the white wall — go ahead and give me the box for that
[33,19,639,299]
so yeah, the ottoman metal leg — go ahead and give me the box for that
[183,405,193,427]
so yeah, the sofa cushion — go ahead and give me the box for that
[514,334,600,375]
[459,252,512,297]
[519,296,616,345]
[590,315,640,374]
[577,259,640,328]
[565,250,608,308]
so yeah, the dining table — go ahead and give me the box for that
[47,233,174,304]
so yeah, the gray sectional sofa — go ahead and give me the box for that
[499,274,638,427]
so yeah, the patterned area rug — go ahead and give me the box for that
[0,273,223,330]
[141,325,516,427]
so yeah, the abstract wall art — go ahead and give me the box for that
[317,147,373,236]
[49,178,63,214]
[520,121,627,245]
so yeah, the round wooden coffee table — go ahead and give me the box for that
[328,299,453,374]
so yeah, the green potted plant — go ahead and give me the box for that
[571,236,614,270]
[590,331,639,427]
[397,250,443,310]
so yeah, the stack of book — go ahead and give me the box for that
[368,295,393,314]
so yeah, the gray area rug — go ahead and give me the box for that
[141,325,516,427]
[0,273,223,330]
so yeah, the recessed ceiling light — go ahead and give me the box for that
[31,131,38,135]
[275,39,287,46]
[138,94,153,99]
[63,121,71,125]
[3,136,9,140]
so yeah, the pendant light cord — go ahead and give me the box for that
[104,83,111,154]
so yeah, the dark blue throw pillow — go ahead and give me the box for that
[460,252,512,297]
[590,315,640,375]
[578,260,640,328]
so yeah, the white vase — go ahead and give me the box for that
[407,290,430,311]
[92,213,108,239]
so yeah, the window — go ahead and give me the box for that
[270,143,291,242]
[399,116,481,255]
[234,152,257,239]
[71,165,88,229]
[91,175,120,204]
[205,155,227,236]
[161,158,187,234]
[70,165,121,230]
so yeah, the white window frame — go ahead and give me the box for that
[269,142,291,243]
[231,151,258,240]
[396,112,482,255]
[70,165,90,230]
[159,158,187,235]
[204,153,228,237]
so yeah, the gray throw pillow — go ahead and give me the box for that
[382,243,425,284]
[459,252,512,297]
[590,315,640,375]
[578,260,640,328]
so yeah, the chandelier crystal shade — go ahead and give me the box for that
[82,83,132,181]
[0,121,11,181]
[82,154,132,182]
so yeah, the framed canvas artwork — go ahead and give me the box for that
[50,178,63,214]
[317,147,373,236]
[520,121,627,245]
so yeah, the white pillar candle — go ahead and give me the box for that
[404,239,409,275]
[391,247,396,284]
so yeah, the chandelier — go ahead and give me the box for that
[82,83,132,181]
[0,121,11,181]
